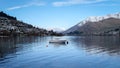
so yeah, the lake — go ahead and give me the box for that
[0,36,120,68]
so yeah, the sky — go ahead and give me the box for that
[0,0,120,30]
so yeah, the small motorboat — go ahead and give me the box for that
[49,39,68,44]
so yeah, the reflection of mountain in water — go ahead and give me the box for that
[49,43,67,48]
[71,36,120,55]
[0,36,46,60]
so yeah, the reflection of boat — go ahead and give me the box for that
[49,39,68,44]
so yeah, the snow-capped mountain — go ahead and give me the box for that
[78,13,120,26]
[64,12,120,36]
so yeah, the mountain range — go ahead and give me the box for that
[0,11,62,37]
[64,12,120,36]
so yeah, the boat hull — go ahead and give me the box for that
[49,40,68,44]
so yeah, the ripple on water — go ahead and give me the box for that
[0,36,120,68]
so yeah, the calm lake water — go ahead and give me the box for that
[0,36,120,68]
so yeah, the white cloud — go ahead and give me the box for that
[52,0,107,7]
[7,2,45,10]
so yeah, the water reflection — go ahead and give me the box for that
[1,36,120,59]
[1,36,120,68]
[70,36,120,55]
[0,36,46,60]
[49,43,67,48]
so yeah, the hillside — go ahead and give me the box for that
[0,11,62,37]
[64,13,120,36]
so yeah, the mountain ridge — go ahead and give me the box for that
[0,11,62,37]
[64,12,120,36]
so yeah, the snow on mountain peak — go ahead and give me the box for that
[78,12,120,26]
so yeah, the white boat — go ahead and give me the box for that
[49,39,68,44]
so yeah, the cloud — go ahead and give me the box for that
[52,0,107,7]
[7,2,45,10]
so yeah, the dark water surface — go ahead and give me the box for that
[0,36,120,68]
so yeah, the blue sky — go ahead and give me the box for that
[0,0,120,30]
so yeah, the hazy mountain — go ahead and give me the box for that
[0,11,62,36]
[47,27,65,33]
[64,13,120,36]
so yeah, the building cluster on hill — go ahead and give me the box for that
[0,11,62,37]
